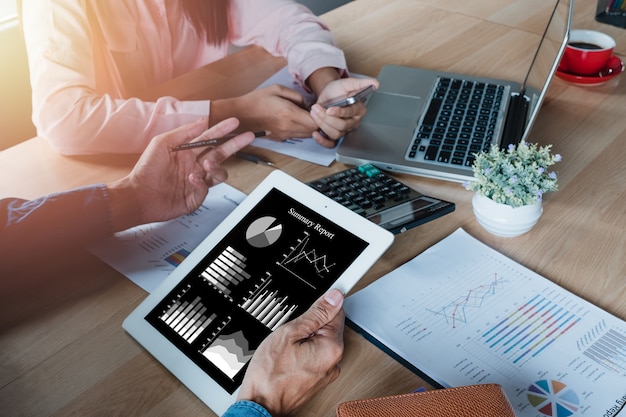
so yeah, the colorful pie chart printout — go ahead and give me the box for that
[527,380,579,417]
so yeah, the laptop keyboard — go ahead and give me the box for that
[307,164,455,234]
[406,77,508,167]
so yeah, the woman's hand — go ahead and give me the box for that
[310,77,379,147]
[210,85,319,141]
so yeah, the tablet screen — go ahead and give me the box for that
[144,187,368,393]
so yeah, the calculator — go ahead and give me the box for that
[307,164,455,234]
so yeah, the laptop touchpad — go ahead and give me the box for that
[364,93,422,126]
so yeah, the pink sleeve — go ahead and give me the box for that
[22,0,346,155]
[22,0,209,155]
[229,0,348,86]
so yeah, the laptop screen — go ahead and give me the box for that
[520,0,572,141]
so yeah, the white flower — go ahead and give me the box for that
[464,142,561,208]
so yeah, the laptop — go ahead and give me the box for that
[336,0,573,183]
[123,170,394,415]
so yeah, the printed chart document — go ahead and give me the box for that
[344,228,626,417]
[89,183,246,293]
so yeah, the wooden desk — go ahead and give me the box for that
[1,1,625,416]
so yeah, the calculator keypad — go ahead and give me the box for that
[307,164,423,218]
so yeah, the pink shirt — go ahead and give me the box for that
[22,0,347,154]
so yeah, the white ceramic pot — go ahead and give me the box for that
[472,194,543,237]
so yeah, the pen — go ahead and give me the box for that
[235,151,274,166]
[172,131,266,152]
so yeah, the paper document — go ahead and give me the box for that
[250,67,338,167]
[89,183,246,293]
[345,228,626,417]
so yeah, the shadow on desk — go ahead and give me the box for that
[0,250,125,332]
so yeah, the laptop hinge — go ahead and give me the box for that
[500,93,530,149]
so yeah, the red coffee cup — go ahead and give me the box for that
[560,29,615,76]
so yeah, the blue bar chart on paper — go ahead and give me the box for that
[344,229,626,417]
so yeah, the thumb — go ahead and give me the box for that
[339,77,380,92]
[291,289,344,337]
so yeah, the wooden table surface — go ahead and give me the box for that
[1,0,625,416]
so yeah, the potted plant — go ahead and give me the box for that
[464,141,562,237]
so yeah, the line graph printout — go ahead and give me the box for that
[345,229,626,417]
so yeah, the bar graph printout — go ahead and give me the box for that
[344,229,626,417]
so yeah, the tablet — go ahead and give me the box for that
[123,170,394,415]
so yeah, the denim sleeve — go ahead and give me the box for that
[0,184,113,272]
[221,400,273,417]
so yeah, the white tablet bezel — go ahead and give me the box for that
[122,170,394,415]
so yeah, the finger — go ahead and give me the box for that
[183,117,242,155]
[309,105,342,137]
[311,104,367,148]
[202,117,240,140]
[290,289,344,338]
[208,131,256,164]
[325,101,367,118]
[190,130,256,191]
[328,78,379,100]
[188,171,213,188]
[311,102,365,127]
[314,78,378,111]
[313,307,345,346]
[260,112,317,141]
[271,84,307,108]
[199,159,229,188]
[159,118,212,148]
[310,113,342,144]
[312,130,339,148]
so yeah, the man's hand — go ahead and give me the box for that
[237,289,345,417]
[108,117,255,232]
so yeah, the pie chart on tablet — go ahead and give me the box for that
[246,216,283,248]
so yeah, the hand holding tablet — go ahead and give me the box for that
[123,170,394,415]
[236,288,346,416]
